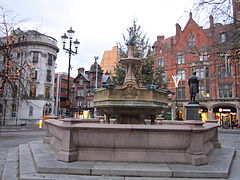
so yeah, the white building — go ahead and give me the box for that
[0,28,59,125]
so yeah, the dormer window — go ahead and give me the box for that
[188,32,196,48]
[220,32,227,43]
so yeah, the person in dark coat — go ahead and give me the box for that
[188,71,199,102]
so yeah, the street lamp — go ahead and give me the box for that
[172,74,181,120]
[61,27,80,116]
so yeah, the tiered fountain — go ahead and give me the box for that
[44,34,221,166]
[93,45,169,124]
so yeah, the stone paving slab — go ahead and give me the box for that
[168,147,235,178]
[27,141,235,178]
[1,147,19,180]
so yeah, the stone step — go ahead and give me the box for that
[28,140,235,179]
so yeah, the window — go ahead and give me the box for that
[32,52,39,63]
[46,70,51,81]
[158,58,164,66]
[45,86,50,98]
[220,32,227,43]
[77,101,82,107]
[219,84,232,98]
[48,54,54,66]
[199,52,208,61]
[12,104,16,117]
[29,106,33,116]
[195,67,209,79]
[205,67,209,78]
[17,53,21,59]
[159,48,163,54]
[198,84,210,98]
[77,89,84,96]
[177,70,186,80]
[87,101,93,108]
[217,65,231,78]
[177,55,185,64]
[79,79,83,86]
[30,85,37,97]
[188,32,195,48]
[177,87,186,100]
[31,69,38,80]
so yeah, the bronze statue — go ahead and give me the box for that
[188,71,199,102]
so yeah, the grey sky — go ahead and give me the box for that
[0,0,194,77]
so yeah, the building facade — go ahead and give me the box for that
[53,72,74,116]
[153,12,240,127]
[71,63,110,118]
[0,28,59,125]
[100,46,119,74]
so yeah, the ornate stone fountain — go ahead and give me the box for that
[93,45,169,124]
[43,29,221,166]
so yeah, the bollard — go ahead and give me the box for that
[38,119,43,128]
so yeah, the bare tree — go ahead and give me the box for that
[0,7,34,125]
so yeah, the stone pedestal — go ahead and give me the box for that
[185,102,201,121]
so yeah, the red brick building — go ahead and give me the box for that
[71,63,110,117]
[53,72,74,116]
[153,12,240,126]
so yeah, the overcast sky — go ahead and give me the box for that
[0,0,194,77]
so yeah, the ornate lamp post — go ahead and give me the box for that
[61,27,80,116]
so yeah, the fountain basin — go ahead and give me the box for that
[44,119,220,166]
[93,86,169,124]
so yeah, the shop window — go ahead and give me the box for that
[218,84,232,98]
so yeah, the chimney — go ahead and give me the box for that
[157,35,165,42]
[209,15,214,28]
[176,23,181,37]
[78,67,85,74]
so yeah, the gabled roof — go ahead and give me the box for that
[102,75,110,83]
[73,72,89,82]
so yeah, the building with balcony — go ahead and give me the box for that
[0,28,59,125]
[153,10,240,127]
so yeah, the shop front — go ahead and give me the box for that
[213,106,237,128]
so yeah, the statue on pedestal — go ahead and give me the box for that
[188,71,199,102]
